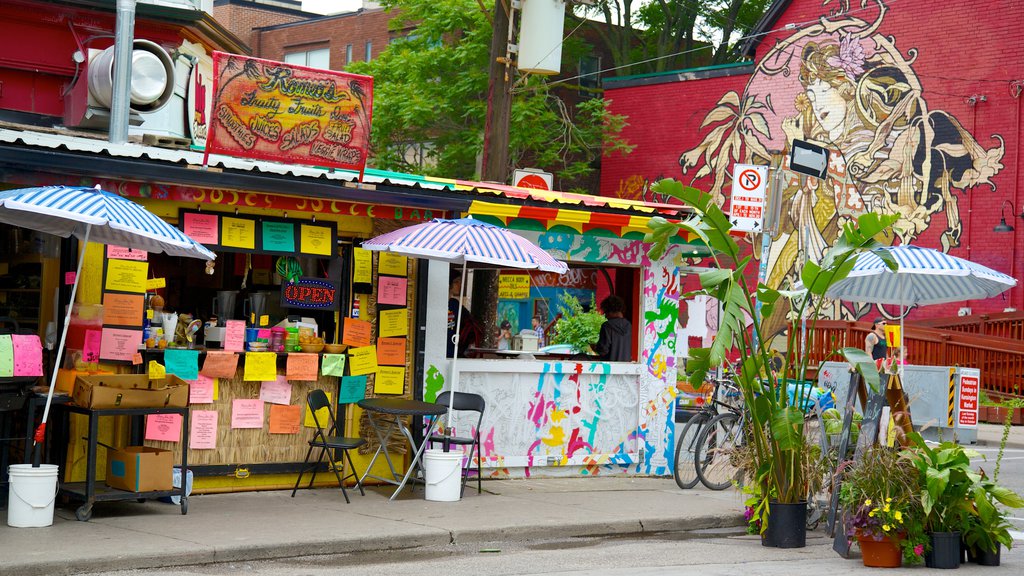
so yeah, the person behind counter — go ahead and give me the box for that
[497,320,512,350]
[593,295,632,362]
[865,317,888,361]
[447,273,481,357]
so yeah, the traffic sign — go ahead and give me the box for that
[728,164,768,233]
[513,168,553,191]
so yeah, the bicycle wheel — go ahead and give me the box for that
[694,412,744,491]
[673,412,710,489]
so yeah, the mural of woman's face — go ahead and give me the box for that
[805,79,847,137]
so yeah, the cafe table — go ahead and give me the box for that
[357,397,446,501]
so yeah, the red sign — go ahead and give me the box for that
[281,277,339,310]
[206,52,373,175]
[958,370,979,427]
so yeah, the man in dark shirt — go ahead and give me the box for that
[593,295,632,362]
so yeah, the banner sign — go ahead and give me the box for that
[282,277,340,310]
[206,52,373,175]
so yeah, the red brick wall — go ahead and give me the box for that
[213,4,310,52]
[601,0,1024,320]
[254,8,402,71]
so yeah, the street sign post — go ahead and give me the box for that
[728,164,768,233]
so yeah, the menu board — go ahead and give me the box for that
[178,210,337,257]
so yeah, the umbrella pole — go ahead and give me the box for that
[445,263,468,452]
[32,224,91,466]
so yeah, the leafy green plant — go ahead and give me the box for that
[644,179,899,504]
[551,293,605,353]
[963,487,1018,555]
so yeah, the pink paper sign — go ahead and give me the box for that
[64,271,77,285]
[259,375,292,405]
[190,410,218,449]
[231,398,264,429]
[378,276,408,305]
[106,245,148,261]
[183,212,219,245]
[99,328,143,362]
[11,334,43,376]
[223,320,246,352]
[82,329,102,363]
[188,374,216,404]
[144,413,182,442]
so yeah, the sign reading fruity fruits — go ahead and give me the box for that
[206,52,373,175]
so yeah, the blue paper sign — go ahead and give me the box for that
[163,349,200,380]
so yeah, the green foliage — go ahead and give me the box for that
[347,0,633,189]
[645,177,899,504]
[551,293,605,352]
[904,433,985,533]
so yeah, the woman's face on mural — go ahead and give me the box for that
[805,79,847,136]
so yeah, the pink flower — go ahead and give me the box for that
[744,507,754,521]
[826,36,866,78]
[914,544,924,556]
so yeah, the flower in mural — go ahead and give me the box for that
[677,0,1005,332]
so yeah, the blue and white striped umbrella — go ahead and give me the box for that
[0,185,215,260]
[825,245,1016,306]
[362,217,567,273]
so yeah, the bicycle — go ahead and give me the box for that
[673,367,742,490]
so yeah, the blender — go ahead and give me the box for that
[204,290,238,347]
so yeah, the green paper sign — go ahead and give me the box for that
[262,221,296,252]
[339,375,367,404]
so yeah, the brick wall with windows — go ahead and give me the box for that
[213,2,311,52]
[254,8,401,71]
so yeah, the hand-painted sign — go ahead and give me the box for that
[281,277,340,310]
[206,52,373,175]
[498,274,530,299]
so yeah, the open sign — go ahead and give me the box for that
[281,277,340,310]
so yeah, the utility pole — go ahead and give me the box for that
[481,0,512,184]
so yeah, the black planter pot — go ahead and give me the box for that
[925,531,962,569]
[761,527,776,547]
[966,544,1001,566]
[766,501,807,549]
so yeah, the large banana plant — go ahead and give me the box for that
[646,178,899,503]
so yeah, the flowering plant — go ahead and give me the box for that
[848,497,904,539]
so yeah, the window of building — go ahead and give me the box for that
[346,44,353,65]
[283,47,330,70]
[365,41,373,61]
[578,56,602,99]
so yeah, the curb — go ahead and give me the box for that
[6,513,746,576]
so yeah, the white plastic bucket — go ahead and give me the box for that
[423,449,463,502]
[7,464,59,528]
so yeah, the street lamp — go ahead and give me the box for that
[993,200,1022,233]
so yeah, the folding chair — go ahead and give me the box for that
[291,389,366,503]
[428,391,485,496]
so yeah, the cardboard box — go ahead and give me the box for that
[105,446,173,492]
[73,374,189,409]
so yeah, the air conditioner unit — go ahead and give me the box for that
[64,39,175,130]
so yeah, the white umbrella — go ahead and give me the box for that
[362,218,567,442]
[0,185,216,464]
[824,245,1016,374]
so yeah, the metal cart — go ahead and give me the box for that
[54,403,189,521]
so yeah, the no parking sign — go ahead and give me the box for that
[729,164,768,233]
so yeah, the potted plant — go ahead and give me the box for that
[962,485,1019,566]
[838,446,927,567]
[550,293,605,354]
[646,179,899,549]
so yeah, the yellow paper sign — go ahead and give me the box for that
[146,309,154,320]
[498,274,530,299]
[378,308,408,338]
[252,268,271,284]
[243,352,278,381]
[885,325,902,348]
[105,259,148,293]
[259,315,269,327]
[148,360,166,380]
[300,224,333,256]
[222,217,256,250]
[378,252,407,277]
[347,346,378,376]
[213,379,219,401]
[146,277,167,290]
[374,366,406,394]
[353,248,372,284]
[304,391,332,428]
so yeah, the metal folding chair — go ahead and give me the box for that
[291,389,366,503]
[428,391,485,496]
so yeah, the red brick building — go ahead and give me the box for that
[600,0,1024,321]
[213,0,313,53]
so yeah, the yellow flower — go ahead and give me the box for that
[883,524,891,532]
[883,504,891,512]
[865,499,872,506]
[869,510,876,517]
[895,511,903,522]
[886,497,892,503]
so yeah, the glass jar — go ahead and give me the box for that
[285,327,300,352]
[269,327,286,352]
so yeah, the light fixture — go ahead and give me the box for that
[993,200,1020,233]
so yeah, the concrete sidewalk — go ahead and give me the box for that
[975,422,1024,449]
[0,477,745,576]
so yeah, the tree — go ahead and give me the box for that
[572,0,771,75]
[345,0,632,191]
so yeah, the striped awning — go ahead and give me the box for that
[826,245,1016,306]
[0,185,216,260]
[362,217,568,273]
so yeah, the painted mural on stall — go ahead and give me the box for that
[623,1,1006,331]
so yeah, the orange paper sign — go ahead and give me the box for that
[201,352,239,378]
[285,353,319,381]
[269,404,301,434]
[376,337,407,366]
[343,318,373,347]
[103,293,145,326]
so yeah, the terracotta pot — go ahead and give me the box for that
[857,533,903,568]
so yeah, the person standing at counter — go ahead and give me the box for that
[447,274,480,357]
[593,295,632,362]
[865,317,888,361]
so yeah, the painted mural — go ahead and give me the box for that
[674,1,1005,328]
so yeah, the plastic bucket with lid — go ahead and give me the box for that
[7,464,59,527]
[423,449,463,502]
